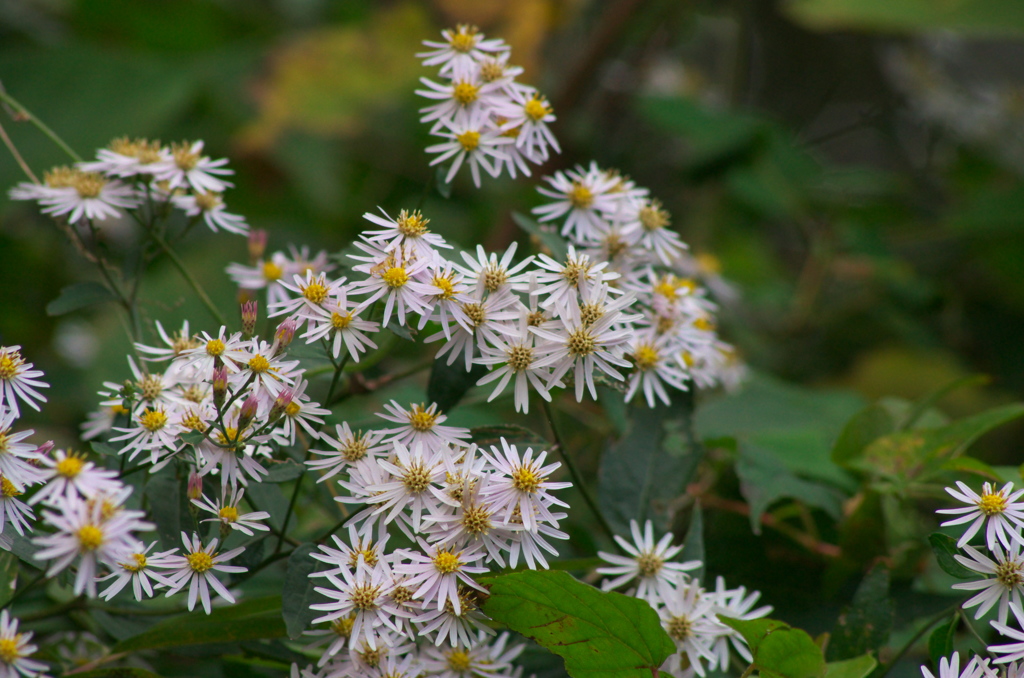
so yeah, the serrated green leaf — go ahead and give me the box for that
[828,565,894,661]
[426,357,486,412]
[928,617,957,667]
[512,211,568,260]
[468,425,547,449]
[824,654,878,678]
[481,570,675,678]
[598,403,692,534]
[282,544,328,639]
[113,596,286,652]
[45,281,118,316]
[719,616,826,678]
[928,533,975,580]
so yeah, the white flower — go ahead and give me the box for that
[97,541,177,602]
[193,485,271,537]
[0,409,46,489]
[657,580,729,678]
[32,450,122,505]
[597,519,700,603]
[427,288,520,371]
[424,472,515,567]
[922,653,997,678]
[426,112,511,188]
[362,208,451,261]
[531,246,621,313]
[417,70,505,132]
[307,424,387,482]
[418,25,509,77]
[310,560,405,650]
[475,308,560,414]
[409,260,473,339]
[478,438,571,532]
[412,584,493,647]
[710,576,772,667]
[78,137,168,178]
[617,197,687,266]
[533,164,642,243]
[376,401,471,450]
[456,242,534,297]
[268,271,349,326]
[493,86,560,164]
[151,140,233,193]
[0,609,50,678]
[939,481,1024,550]
[0,347,49,418]
[36,170,138,224]
[365,440,448,536]
[348,243,431,328]
[171,191,248,235]
[177,327,249,377]
[0,476,34,536]
[419,631,524,678]
[626,333,691,407]
[954,541,1024,624]
[299,290,380,362]
[162,532,246,614]
[108,407,181,467]
[394,539,488,614]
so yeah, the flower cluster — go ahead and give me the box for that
[9,138,247,234]
[416,25,559,186]
[932,481,1024,672]
[597,520,772,677]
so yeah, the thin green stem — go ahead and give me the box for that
[147,229,227,326]
[540,398,619,547]
[0,87,82,162]
[0,116,38,183]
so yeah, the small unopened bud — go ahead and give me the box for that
[273,318,297,356]
[212,366,228,409]
[268,389,294,423]
[248,229,268,263]
[241,301,258,338]
[120,380,135,399]
[33,441,55,458]
[237,393,259,430]
[187,471,203,501]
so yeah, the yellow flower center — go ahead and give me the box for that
[568,182,593,209]
[182,411,207,432]
[140,408,168,432]
[396,209,429,236]
[461,302,486,327]
[248,354,270,373]
[194,192,221,211]
[449,27,477,53]
[433,275,456,300]
[77,525,104,551]
[452,82,479,106]
[408,405,438,431]
[382,267,409,289]
[285,402,301,417]
[262,261,283,281]
[401,462,433,494]
[512,464,543,493]
[506,345,534,372]
[636,552,664,577]
[633,345,659,371]
[457,130,480,152]
[0,351,23,380]
[331,615,355,638]
[639,202,671,231]
[0,636,21,663]
[56,455,85,478]
[433,549,462,574]
[137,374,162,401]
[694,317,715,332]
[461,504,492,535]
[44,166,77,188]
[0,477,20,498]
[171,142,199,171]
[524,96,552,121]
[72,172,106,199]
[566,327,597,357]
[331,311,353,329]
[206,339,226,356]
[996,560,1024,588]
[668,615,693,641]
[480,61,504,81]
[111,403,131,416]
[302,279,329,304]
[350,583,381,610]
[187,551,214,573]
[122,553,148,573]
[447,649,473,671]
[979,492,1008,516]
[219,506,240,522]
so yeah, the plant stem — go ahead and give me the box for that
[541,398,619,546]
[146,229,227,326]
[0,117,38,183]
[0,86,82,162]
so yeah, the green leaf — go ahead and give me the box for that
[281,543,328,639]
[899,375,990,431]
[0,552,18,607]
[435,164,453,199]
[782,0,1024,35]
[265,459,305,483]
[928,617,957,667]
[924,404,1024,460]
[824,655,878,678]
[113,596,286,652]
[144,469,192,550]
[679,503,705,584]
[737,444,845,534]
[179,429,208,446]
[598,403,692,534]
[828,565,894,661]
[46,281,118,316]
[71,670,164,678]
[481,570,675,678]
[468,424,547,449]
[928,533,975,580]
[832,404,896,468]
[512,211,568,260]
[89,441,120,457]
[426,357,487,412]
[718,616,826,678]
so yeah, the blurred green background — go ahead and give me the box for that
[2,0,1024,667]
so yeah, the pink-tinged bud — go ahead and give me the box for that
[273,318,297,356]
[238,393,260,430]
[241,300,258,338]
[212,366,229,409]
[187,471,203,501]
[33,441,55,458]
[269,389,294,422]
[248,229,268,263]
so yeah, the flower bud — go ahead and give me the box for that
[248,229,267,264]
[268,388,294,423]
[187,471,203,501]
[237,393,260,430]
[241,301,258,338]
[212,366,228,409]
[33,441,54,458]
[273,318,297,356]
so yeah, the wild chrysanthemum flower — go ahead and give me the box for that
[162,532,246,614]
[299,289,380,362]
[151,140,233,193]
[193,485,271,537]
[35,169,139,224]
[362,208,451,261]
[376,401,471,450]
[534,164,642,243]
[954,541,1024,624]
[427,288,520,371]
[0,609,50,678]
[475,308,560,414]
[597,519,701,603]
[939,481,1024,550]
[97,541,177,602]
[494,86,560,164]
[657,580,728,678]
[177,327,249,377]
[710,576,772,667]
[625,334,691,407]
[410,260,473,339]
[456,242,534,297]
[419,631,525,678]
[478,438,571,532]
[365,440,448,536]
[426,112,512,188]
[617,196,687,266]
[310,560,406,651]
[171,191,248,235]
[424,473,514,567]
[394,539,487,614]
[0,346,49,418]
[108,406,181,467]
[269,271,349,326]
[348,242,431,328]
[307,424,387,481]
[31,450,122,505]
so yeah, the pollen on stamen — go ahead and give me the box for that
[457,130,481,152]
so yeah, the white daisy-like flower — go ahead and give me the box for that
[424,472,515,568]
[271,379,331,446]
[625,333,691,407]
[709,576,772,667]
[162,532,247,614]
[151,140,233,193]
[268,271,348,326]
[171,191,248,235]
[416,70,505,132]
[410,260,473,339]
[954,541,1024,624]
[922,653,997,678]
[78,137,168,177]
[427,287,520,371]
[597,519,701,603]
[0,409,46,489]
[0,476,34,536]
[376,401,471,450]
[108,407,181,467]
[309,525,390,577]
[362,208,451,261]
[310,560,406,651]
[36,169,138,224]
[456,242,535,297]
[307,424,387,482]
[97,541,178,602]
[531,246,621,313]
[193,485,271,537]
[31,450,122,505]
[533,164,640,243]
[992,606,1024,664]
[417,25,509,77]
[478,438,571,532]
[475,308,560,414]
[347,242,431,328]
[0,609,50,678]
[657,580,728,678]
[299,289,380,362]
[412,583,494,647]
[177,327,249,377]
[394,539,487,614]
[493,86,560,164]
[365,440,448,536]
[938,481,1024,550]
[507,512,570,570]
[419,631,525,678]
[426,112,511,188]
[617,196,687,266]
[0,346,49,418]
